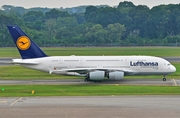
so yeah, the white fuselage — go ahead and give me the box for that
[13,55,176,77]
[8,25,176,81]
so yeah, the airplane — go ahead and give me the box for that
[7,25,176,82]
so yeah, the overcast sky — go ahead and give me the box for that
[0,0,179,8]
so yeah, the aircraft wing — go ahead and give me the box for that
[49,67,132,76]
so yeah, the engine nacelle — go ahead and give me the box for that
[108,71,124,80]
[89,71,105,80]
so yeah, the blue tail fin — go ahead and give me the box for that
[7,25,47,59]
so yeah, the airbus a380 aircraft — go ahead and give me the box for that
[7,25,176,82]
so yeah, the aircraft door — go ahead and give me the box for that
[59,58,63,64]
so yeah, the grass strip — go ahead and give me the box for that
[1,47,180,57]
[0,85,180,97]
[0,66,83,80]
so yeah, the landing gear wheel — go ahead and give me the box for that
[163,78,166,81]
[84,77,89,82]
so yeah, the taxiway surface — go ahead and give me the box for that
[0,96,180,118]
[0,79,179,86]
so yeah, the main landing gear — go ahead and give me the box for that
[84,77,89,82]
[163,75,166,81]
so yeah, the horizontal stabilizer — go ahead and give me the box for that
[12,59,39,65]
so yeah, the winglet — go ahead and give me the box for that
[7,25,47,59]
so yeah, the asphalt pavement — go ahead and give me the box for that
[0,96,180,118]
[0,78,179,86]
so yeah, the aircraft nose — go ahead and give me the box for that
[171,65,176,73]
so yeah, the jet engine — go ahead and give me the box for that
[88,71,105,81]
[108,71,124,80]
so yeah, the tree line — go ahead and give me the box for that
[0,1,180,47]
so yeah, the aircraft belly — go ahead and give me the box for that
[21,64,48,72]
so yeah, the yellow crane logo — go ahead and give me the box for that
[16,36,31,50]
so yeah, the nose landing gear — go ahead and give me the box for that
[163,75,166,81]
